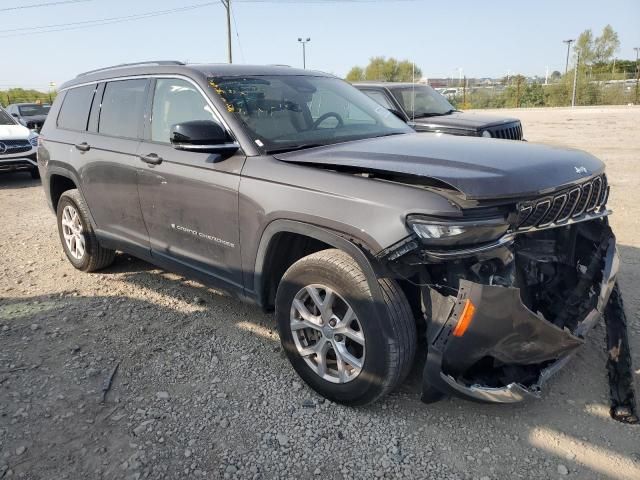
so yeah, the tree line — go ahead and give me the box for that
[344,25,638,108]
[1,88,56,107]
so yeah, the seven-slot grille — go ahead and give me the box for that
[516,174,608,230]
[0,139,32,155]
[487,122,523,140]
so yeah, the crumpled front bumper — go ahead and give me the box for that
[422,235,619,403]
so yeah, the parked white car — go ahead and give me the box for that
[0,105,39,179]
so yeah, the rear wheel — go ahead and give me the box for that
[56,189,115,272]
[276,249,416,405]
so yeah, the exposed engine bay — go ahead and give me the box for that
[386,217,637,423]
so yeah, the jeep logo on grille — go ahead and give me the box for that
[0,142,6,154]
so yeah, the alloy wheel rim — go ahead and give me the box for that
[290,284,365,384]
[61,205,85,260]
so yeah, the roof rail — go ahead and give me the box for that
[76,60,186,78]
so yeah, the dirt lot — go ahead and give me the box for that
[1,106,639,480]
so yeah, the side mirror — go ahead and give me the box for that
[170,120,239,155]
[11,113,19,118]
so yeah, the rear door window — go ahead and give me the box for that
[57,85,96,131]
[99,79,148,139]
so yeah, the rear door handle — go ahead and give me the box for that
[74,142,91,152]
[139,153,163,165]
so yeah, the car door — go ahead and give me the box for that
[77,78,151,256]
[136,77,245,291]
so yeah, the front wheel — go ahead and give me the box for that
[276,249,417,406]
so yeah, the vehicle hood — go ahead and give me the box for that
[413,111,520,130]
[273,133,605,200]
[0,123,30,140]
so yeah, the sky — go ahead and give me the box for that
[2,0,639,90]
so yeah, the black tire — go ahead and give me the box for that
[604,283,638,424]
[56,189,116,272]
[30,168,40,180]
[276,249,417,406]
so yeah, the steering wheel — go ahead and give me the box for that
[312,112,344,129]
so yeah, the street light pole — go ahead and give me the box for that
[222,0,232,63]
[298,37,310,69]
[563,39,574,75]
[634,47,639,104]
[571,52,580,107]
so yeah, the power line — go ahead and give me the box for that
[0,0,91,12]
[0,0,418,39]
[0,2,216,38]
[230,3,246,63]
[233,0,418,2]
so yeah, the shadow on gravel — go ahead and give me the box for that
[0,172,41,190]
[110,244,640,477]
[1,242,638,478]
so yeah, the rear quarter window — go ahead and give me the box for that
[57,85,96,131]
[98,79,147,139]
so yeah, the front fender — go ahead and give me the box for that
[252,219,385,312]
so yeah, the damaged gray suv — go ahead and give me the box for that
[37,62,635,414]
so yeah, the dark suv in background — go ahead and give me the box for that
[6,102,50,132]
[37,62,634,415]
[354,82,524,140]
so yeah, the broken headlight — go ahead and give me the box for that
[406,215,509,247]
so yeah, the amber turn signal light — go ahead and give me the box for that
[452,299,476,337]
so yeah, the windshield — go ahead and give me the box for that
[18,104,50,116]
[390,85,455,118]
[0,108,16,125]
[209,75,412,153]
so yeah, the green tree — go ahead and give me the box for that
[345,66,365,82]
[346,57,422,82]
[1,88,55,107]
[520,83,545,107]
[574,29,594,64]
[395,60,421,82]
[593,24,620,64]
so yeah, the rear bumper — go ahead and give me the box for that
[422,233,619,403]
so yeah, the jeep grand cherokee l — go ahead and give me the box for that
[37,62,635,413]
[354,82,523,140]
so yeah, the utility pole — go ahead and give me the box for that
[571,52,580,107]
[297,37,310,69]
[563,39,574,75]
[48,82,56,103]
[634,47,639,104]
[222,0,232,63]
[545,66,549,85]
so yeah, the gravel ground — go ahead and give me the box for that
[1,106,639,480]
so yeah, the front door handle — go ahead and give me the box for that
[139,153,163,165]
[74,142,91,152]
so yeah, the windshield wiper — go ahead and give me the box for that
[411,109,456,119]
[266,143,325,154]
